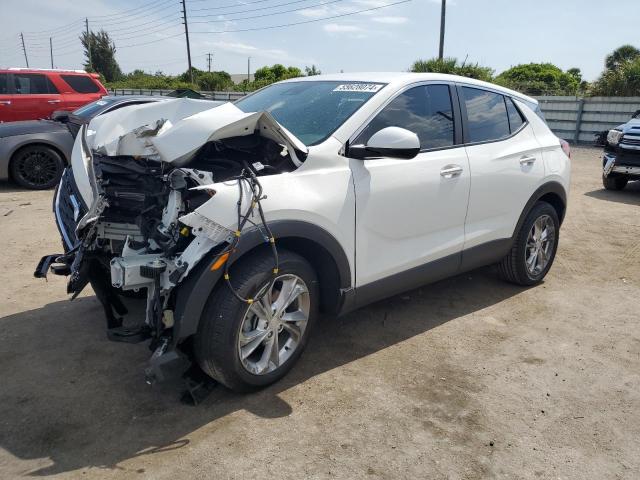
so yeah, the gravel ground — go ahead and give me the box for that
[0,146,639,479]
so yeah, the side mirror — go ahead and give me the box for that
[349,126,420,160]
[51,110,70,123]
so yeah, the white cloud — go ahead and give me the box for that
[372,16,409,24]
[323,23,364,33]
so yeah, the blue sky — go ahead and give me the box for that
[0,0,637,81]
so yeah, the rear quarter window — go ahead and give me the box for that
[0,74,7,94]
[462,87,510,143]
[61,75,100,94]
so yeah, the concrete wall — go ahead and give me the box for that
[535,96,640,143]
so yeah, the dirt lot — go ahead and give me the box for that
[0,146,638,479]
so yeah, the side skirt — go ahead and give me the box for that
[341,238,513,315]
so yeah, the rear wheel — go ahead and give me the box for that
[194,249,318,392]
[602,173,628,191]
[10,145,64,189]
[498,201,559,286]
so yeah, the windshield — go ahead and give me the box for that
[235,81,386,146]
[72,98,112,119]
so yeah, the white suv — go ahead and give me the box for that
[35,73,571,392]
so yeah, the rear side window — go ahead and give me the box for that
[356,84,455,150]
[462,87,509,143]
[505,97,525,133]
[13,74,59,94]
[0,74,7,94]
[61,75,100,93]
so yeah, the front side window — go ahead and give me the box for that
[356,84,455,150]
[462,87,510,143]
[0,74,8,94]
[13,74,58,94]
[62,75,100,93]
[235,81,384,146]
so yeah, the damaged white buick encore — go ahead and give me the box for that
[35,73,571,393]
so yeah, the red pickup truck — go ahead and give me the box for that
[0,68,107,122]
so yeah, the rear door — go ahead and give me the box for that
[0,73,12,121]
[350,83,470,293]
[460,85,545,250]
[11,73,61,120]
[59,74,104,110]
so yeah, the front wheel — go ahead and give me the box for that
[194,248,318,392]
[498,201,560,286]
[602,173,628,191]
[10,145,64,189]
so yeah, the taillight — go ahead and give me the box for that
[560,139,571,159]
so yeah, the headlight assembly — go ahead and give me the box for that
[607,129,623,146]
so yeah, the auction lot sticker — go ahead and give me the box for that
[333,83,384,92]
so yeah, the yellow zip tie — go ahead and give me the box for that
[224,273,230,280]
[234,230,241,237]
[247,298,253,304]
[273,268,279,274]
[269,237,275,244]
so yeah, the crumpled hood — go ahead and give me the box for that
[87,98,308,166]
[0,119,67,138]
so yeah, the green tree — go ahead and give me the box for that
[81,30,122,82]
[305,65,321,76]
[239,64,303,91]
[495,63,580,95]
[591,57,640,96]
[410,57,494,82]
[605,45,640,71]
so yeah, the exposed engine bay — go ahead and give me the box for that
[35,99,306,394]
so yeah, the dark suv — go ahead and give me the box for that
[602,112,640,190]
[0,68,107,122]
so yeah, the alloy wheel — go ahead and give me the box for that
[237,274,310,375]
[525,214,556,277]
[16,150,60,188]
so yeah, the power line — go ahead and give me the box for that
[190,0,349,24]
[191,0,412,33]
[114,0,410,47]
[190,0,320,18]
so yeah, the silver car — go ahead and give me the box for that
[0,96,168,189]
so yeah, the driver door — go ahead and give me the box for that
[348,83,470,303]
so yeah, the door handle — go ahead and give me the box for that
[519,156,536,166]
[47,99,61,104]
[0,100,10,105]
[440,165,463,178]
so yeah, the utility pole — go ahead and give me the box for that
[207,52,212,72]
[247,57,251,83]
[85,18,92,71]
[20,33,29,67]
[438,0,446,60]
[181,0,193,84]
[50,37,53,69]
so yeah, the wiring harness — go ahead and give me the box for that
[219,161,279,305]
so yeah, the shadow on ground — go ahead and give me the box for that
[0,267,524,476]
[584,181,640,206]
[0,180,47,194]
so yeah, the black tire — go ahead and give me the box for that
[602,173,628,191]
[194,248,319,392]
[10,145,64,190]
[498,201,560,286]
